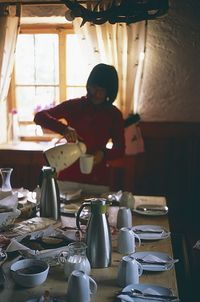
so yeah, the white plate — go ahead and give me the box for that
[132,225,170,241]
[121,283,174,302]
[133,204,168,216]
[130,251,175,271]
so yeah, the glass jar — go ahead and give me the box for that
[0,168,13,192]
[58,241,91,279]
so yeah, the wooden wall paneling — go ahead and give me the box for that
[1,122,200,233]
[135,138,171,196]
[0,150,45,191]
[164,137,200,232]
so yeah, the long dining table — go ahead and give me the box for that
[0,196,179,302]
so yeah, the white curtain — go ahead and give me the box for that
[73,19,146,118]
[0,5,21,104]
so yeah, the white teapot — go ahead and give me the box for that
[44,141,87,173]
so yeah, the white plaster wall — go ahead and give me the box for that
[139,0,200,121]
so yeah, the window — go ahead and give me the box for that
[10,25,92,139]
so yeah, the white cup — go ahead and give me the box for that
[117,255,143,287]
[117,227,141,254]
[79,154,94,174]
[116,207,132,229]
[66,270,97,302]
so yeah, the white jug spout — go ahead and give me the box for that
[77,141,87,154]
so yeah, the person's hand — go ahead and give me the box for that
[93,150,104,165]
[63,126,78,143]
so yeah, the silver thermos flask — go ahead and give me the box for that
[39,166,60,220]
[76,198,112,268]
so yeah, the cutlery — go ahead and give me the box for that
[134,229,164,234]
[135,258,179,266]
[120,289,179,301]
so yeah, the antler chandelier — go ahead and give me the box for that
[63,0,169,26]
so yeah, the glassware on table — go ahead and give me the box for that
[0,168,13,192]
[58,241,91,279]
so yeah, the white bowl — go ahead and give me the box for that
[10,259,49,287]
[0,209,21,229]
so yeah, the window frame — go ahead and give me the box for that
[8,23,85,141]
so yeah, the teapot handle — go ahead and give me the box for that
[57,250,69,264]
[76,202,91,230]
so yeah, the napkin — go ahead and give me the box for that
[141,232,164,240]
[193,240,200,250]
[134,227,167,239]
[6,225,71,254]
[136,254,178,266]
[0,192,18,211]
[140,254,168,263]
[6,225,55,253]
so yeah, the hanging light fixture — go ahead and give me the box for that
[63,0,169,26]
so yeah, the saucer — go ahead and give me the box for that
[132,225,170,241]
[134,204,168,216]
[130,251,176,271]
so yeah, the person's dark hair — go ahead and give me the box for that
[86,63,118,104]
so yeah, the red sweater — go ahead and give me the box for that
[34,97,125,185]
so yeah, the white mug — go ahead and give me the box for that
[117,255,143,287]
[79,154,94,174]
[66,270,97,302]
[117,207,132,229]
[117,227,141,254]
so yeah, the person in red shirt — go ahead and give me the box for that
[34,63,125,186]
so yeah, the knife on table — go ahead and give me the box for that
[119,291,179,301]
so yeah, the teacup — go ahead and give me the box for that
[79,154,94,174]
[116,207,132,229]
[117,255,143,287]
[66,270,97,302]
[117,227,141,254]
